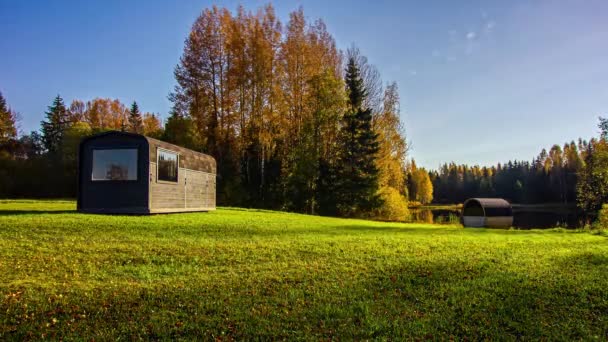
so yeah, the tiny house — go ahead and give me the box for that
[77,131,216,214]
[462,198,513,228]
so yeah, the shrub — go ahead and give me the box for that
[594,204,608,230]
[376,186,409,221]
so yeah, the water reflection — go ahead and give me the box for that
[409,208,460,225]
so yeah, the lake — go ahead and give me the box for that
[410,204,590,229]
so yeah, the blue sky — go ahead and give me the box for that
[1,0,607,168]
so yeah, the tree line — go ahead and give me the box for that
[429,119,608,214]
[0,93,163,197]
[0,4,411,220]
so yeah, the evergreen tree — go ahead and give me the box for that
[41,95,70,154]
[162,109,199,150]
[0,91,18,145]
[334,57,381,216]
[128,101,144,134]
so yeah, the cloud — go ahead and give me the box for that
[466,31,477,40]
[409,70,417,76]
[432,49,441,57]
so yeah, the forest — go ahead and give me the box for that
[1,4,608,220]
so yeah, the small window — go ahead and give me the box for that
[158,149,178,182]
[92,149,138,181]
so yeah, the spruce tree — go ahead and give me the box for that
[41,95,70,154]
[0,91,18,145]
[128,101,144,134]
[334,57,381,216]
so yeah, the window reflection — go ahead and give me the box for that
[158,150,178,182]
[92,149,138,181]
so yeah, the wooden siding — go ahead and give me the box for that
[149,162,216,211]
[185,169,216,209]
[146,137,216,174]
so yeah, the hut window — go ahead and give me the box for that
[91,149,138,181]
[157,149,178,182]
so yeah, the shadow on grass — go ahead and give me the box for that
[2,253,605,340]
[0,210,76,216]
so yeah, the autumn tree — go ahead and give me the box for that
[143,112,163,137]
[168,4,404,215]
[79,98,128,131]
[408,161,433,204]
[373,82,409,219]
[68,100,86,123]
[577,117,608,212]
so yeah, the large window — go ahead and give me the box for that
[158,149,178,182]
[92,149,138,181]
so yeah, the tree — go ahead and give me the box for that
[128,101,144,134]
[347,46,383,114]
[0,91,18,145]
[41,95,70,154]
[577,118,608,212]
[81,98,129,131]
[408,161,434,204]
[577,138,608,212]
[334,56,381,216]
[163,110,199,151]
[68,100,86,123]
[16,131,43,159]
[376,82,408,192]
[599,116,608,140]
[143,113,163,137]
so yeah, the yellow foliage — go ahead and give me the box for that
[410,168,433,204]
[376,186,410,221]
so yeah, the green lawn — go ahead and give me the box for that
[0,200,607,340]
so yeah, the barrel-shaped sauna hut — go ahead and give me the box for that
[462,198,513,228]
[77,131,216,214]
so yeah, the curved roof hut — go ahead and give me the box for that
[462,198,513,228]
[77,131,216,214]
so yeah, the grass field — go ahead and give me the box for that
[1,200,607,340]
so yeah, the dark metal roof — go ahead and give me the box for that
[80,130,147,145]
[80,130,215,162]
[463,198,511,209]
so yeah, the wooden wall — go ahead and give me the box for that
[147,137,217,213]
[146,137,216,173]
[149,163,216,212]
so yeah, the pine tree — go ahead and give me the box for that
[41,95,70,154]
[0,91,18,145]
[334,57,381,216]
[128,101,143,134]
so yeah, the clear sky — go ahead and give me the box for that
[1,0,607,169]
